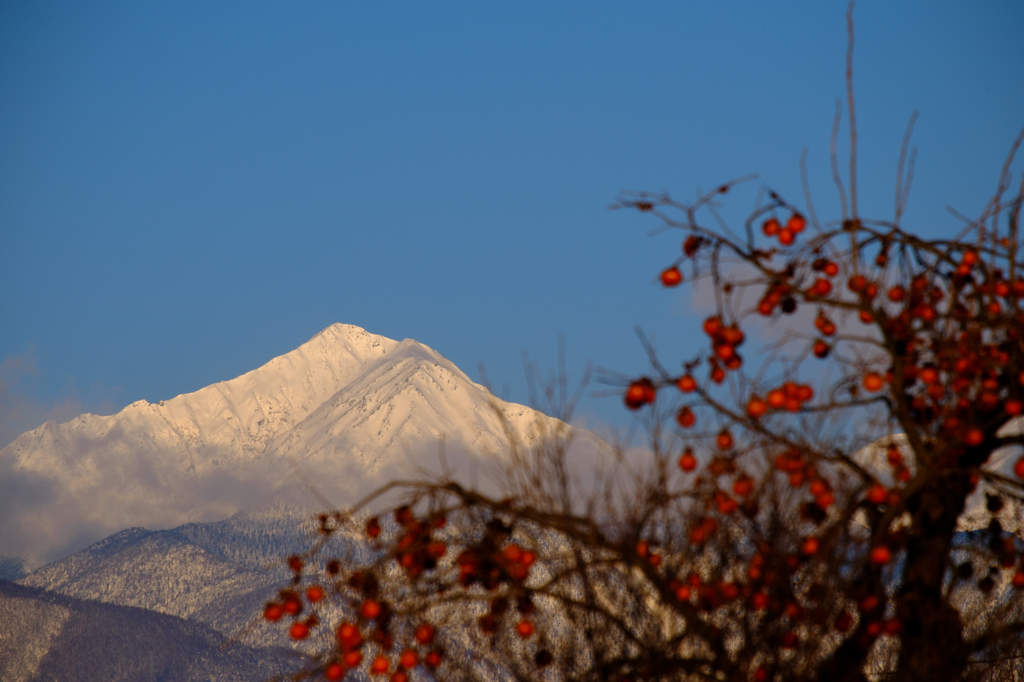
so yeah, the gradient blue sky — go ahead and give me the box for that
[1,1,1022,442]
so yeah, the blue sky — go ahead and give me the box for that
[1,1,1022,442]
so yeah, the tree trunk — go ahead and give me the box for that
[892,465,973,682]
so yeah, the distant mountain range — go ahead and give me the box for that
[1,323,555,570]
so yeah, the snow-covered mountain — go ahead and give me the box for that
[0,323,560,568]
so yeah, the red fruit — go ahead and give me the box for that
[866,484,887,504]
[823,261,839,277]
[366,518,381,538]
[781,630,799,648]
[391,673,408,682]
[777,228,794,246]
[516,619,535,638]
[964,429,984,447]
[813,340,830,358]
[290,622,310,640]
[679,450,697,472]
[835,611,854,633]
[802,537,820,555]
[263,603,283,622]
[714,342,736,361]
[787,214,806,233]
[722,326,745,345]
[1006,400,1023,416]
[660,266,683,287]
[424,651,443,669]
[869,546,892,565]
[863,373,884,392]
[1012,571,1024,589]
[754,666,771,682]
[371,656,390,675]
[747,396,768,419]
[683,234,701,256]
[288,555,304,572]
[414,623,436,645]
[343,651,363,668]
[715,491,738,514]
[716,431,734,450]
[676,407,696,428]
[762,218,780,236]
[306,586,324,603]
[283,595,302,616]
[521,551,536,566]
[751,592,769,610]
[1014,457,1024,479]
[733,476,754,497]
[888,286,905,302]
[704,316,723,336]
[399,650,418,669]
[811,278,833,297]
[677,374,697,392]
[325,663,345,681]
[848,275,867,293]
[503,544,522,564]
[361,599,382,620]
[860,595,880,613]
[625,378,657,410]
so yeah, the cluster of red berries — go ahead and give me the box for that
[456,533,536,590]
[704,316,745,372]
[621,318,745,410]
[262,556,328,641]
[669,571,743,612]
[746,381,814,419]
[688,516,719,544]
[368,506,449,579]
[758,281,796,316]
[761,214,806,247]
[772,449,834,509]
[477,592,539,638]
[624,377,657,410]
[323,619,443,681]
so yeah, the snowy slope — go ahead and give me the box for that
[0,580,290,682]
[0,324,560,567]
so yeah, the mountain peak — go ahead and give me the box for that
[0,324,555,567]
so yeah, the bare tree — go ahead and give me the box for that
[257,7,1024,681]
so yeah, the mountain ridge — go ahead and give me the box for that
[1,323,561,568]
